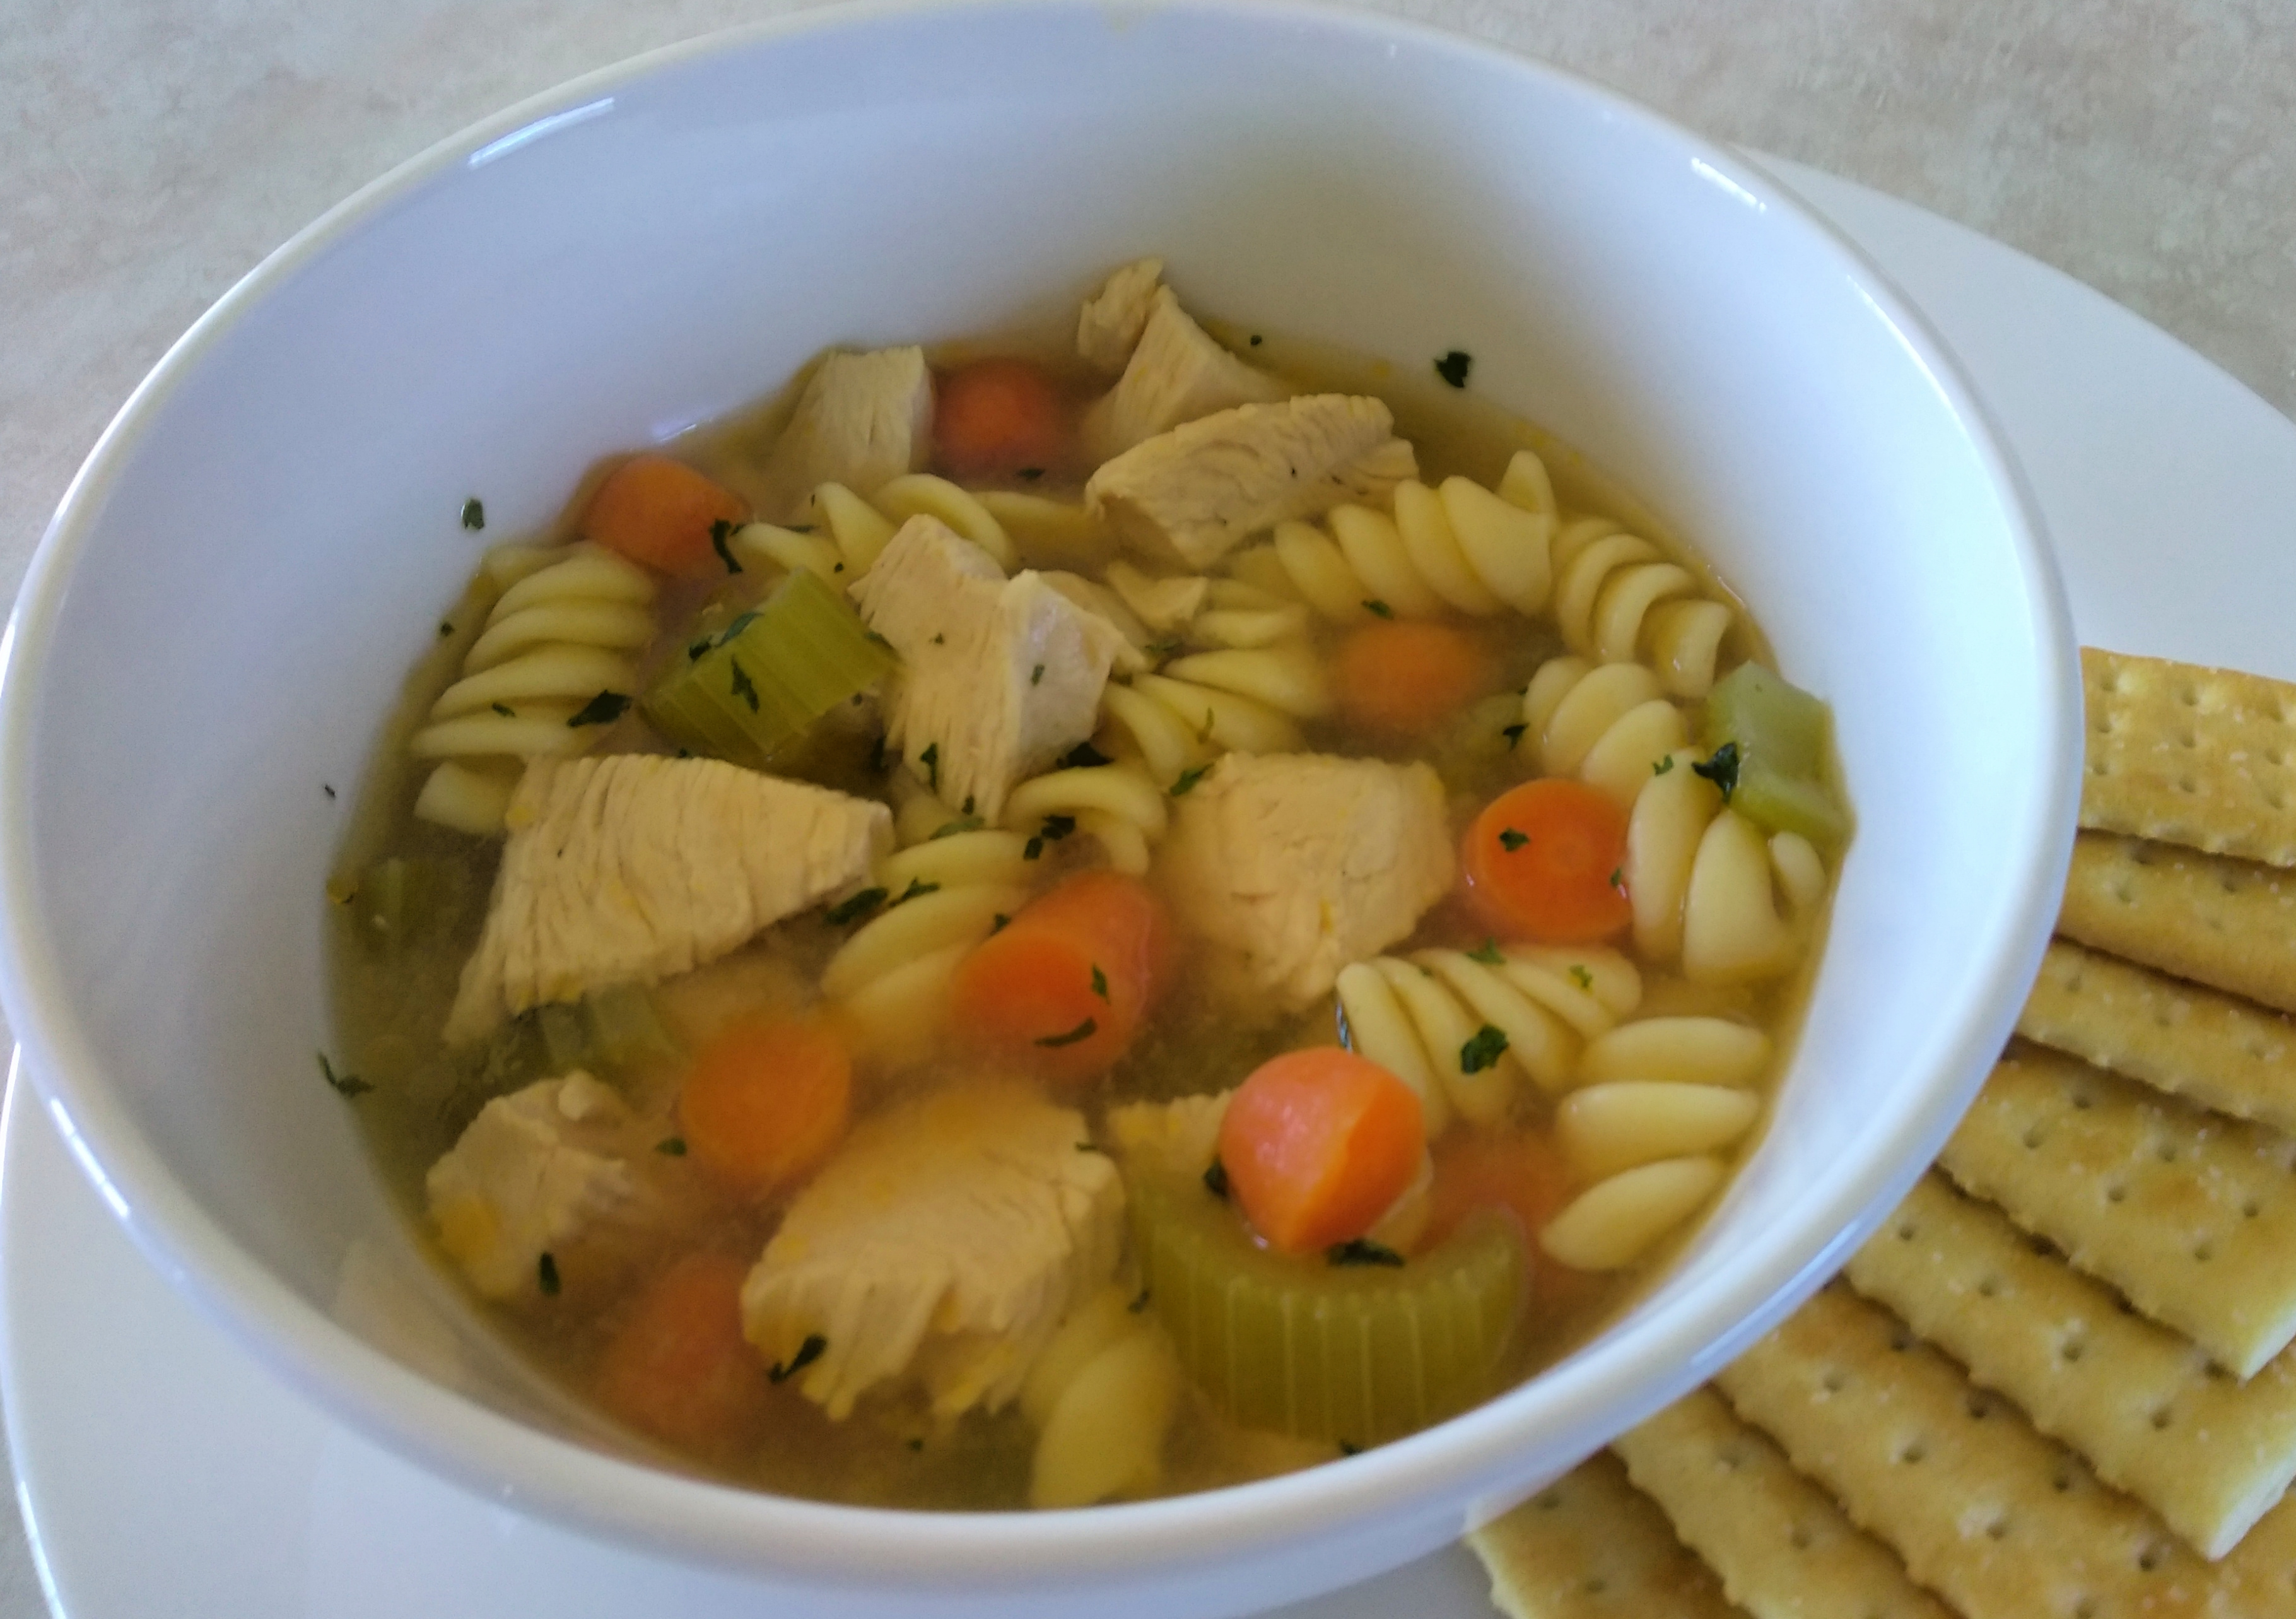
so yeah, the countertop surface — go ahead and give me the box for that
[4,0,2292,1612]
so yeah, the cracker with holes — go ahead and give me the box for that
[2081,648,2296,868]
[1614,1386,1952,1619]
[1936,1043,2296,1379]
[2018,939,2296,1137]
[1848,1172,2296,1557]
[1468,1451,1740,1619]
[1714,1283,2296,1619]
[2058,832,2296,1016]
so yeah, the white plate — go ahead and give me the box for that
[4,158,2292,1619]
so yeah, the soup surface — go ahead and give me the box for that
[328,261,1848,1510]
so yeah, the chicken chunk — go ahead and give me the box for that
[445,755,891,1043]
[1087,394,1418,570]
[1157,753,1455,1010]
[741,1081,1125,1422]
[1082,288,1289,461]
[426,1072,640,1300]
[849,515,1127,821]
[758,346,933,520]
[1075,257,1164,373]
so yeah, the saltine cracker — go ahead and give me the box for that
[2059,832,2296,1016]
[1468,1451,1741,1619]
[2081,648,2296,868]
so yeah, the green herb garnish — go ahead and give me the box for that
[1036,1017,1098,1049]
[460,497,485,531]
[1327,1238,1405,1268]
[769,1334,826,1384]
[568,690,631,727]
[1498,827,1529,851]
[1203,1158,1230,1198]
[1058,741,1112,770]
[1022,812,1078,859]
[1653,755,1676,776]
[893,878,940,906]
[537,1252,561,1296]
[655,1137,688,1156]
[826,886,887,926]
[710,517,742,575]
[1433,350,1472,388]
[1501,722,1527,748]
[1170,764,1209,797]
[491,702,514,717]
[727,659,759,713]
[1467,939,1504,965]
[319,1052,372,1099]
[1459,1025,1509,1074]
[1362,599,1395,619]
[920,741,940,791]
[1090,963,1109,1001]
[1693,741,1740,801]
[930,815,985,840]
[1569,964,1593,989]
[1031,663,1045,686]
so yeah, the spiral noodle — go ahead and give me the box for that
[729,473,1026,581]
[408,543,656,834]
[1019,1285,1182,1509]
[1336,945,1643,1134]
[820,781,1033,1066]
[1094,579,1327,787]
[1624,746,1826,982]
[1003,762,1169,876]
[1538,1015,1772,1269]
[1234,449,1734,698]
[1521,656,1689,808]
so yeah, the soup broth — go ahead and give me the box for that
[328,262,1845,1509]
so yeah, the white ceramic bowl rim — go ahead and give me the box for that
[0,0,2081,1593]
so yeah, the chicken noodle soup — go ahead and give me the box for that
[328,259,1849,1509]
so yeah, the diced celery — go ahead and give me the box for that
[537,1003,592,1074]
[1704,662,1829,780]
[1734,760,1851,848]
[351,856,471,954]
[1128,1171,1525,1445]
[585,982,681,1068]
[645,568,895,768]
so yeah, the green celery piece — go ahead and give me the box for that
[1704,662,1829,780]
[585,983,680,1068]
[536,1002,591,1073]
[352,856,468,954]
[1734,758,1851,848]
[1128,1171,1525,1445]
[645,568,894,768]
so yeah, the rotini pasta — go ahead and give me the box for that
[1002,761,1169,876]
[729,473,1024,581]
[1336,945,1644,1133]
[820,785,1033,1065]
[407,542,655,834]
[1521,656,1689,807]
[1020,1285,1182,1509]
[1538,1155,1726,1271]
[1623,747,1825,980]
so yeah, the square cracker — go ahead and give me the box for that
[2018,938,2296,1137]
[1614,1387,1951,1619]
[1468,1451,1740,1619]
[2058,832,2296,1016]
[1849,1172,2296,1557]
[2080,648,2296,868]
[1936,1044,2296,1378]
[1714,1282,2294,1618]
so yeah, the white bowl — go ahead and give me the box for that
[0,2,2079,1612]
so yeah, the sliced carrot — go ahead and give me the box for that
[1461,777,1633,943]
[934,357,1072,480]
[582,454,749,577]
[677,1013,851,1199]
[947,868,1168,1085]
[1333,619,1496,738]
[595,1250,772,1457]
[1217,1048,1425,1255]
[1424,1129,1592,1302]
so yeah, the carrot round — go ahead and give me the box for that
[934,357,1071,480]
[1333,619,1496,738]
[595,1250,771,1457]
[582,454,748,577]
[948,868,1168,1085]
[678,1013,851,1198]
[1461,777,1633,943]
[1217,1048,1425,1254]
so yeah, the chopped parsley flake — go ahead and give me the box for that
[930,815,985,840]
[1203,1158,1230,1199]
[322,783,336,799]
[962,795,975,815]
[769,1334,826,1384]
[1501,722,1528,748]
[460,497,485,531]
[893,878,940,906]
[1498,827,1530,851]
[1017,467,1044,482]
[727,659,759,712]
[568,690,631,727]
[1570,964,1594,989]
[1653,755,1677,776]
[1339,1440,1362,1456]
[920,741,940,791]
[1058,740,1113,770]
[709,517,742,574]
[438,621,454,639]
[1031,663,1045,686]
[1248,334,1263,346]
[1459,1025,1509,1074]
[1362,599,1395,619]
[655,1137,688,1156]
[1327,1238,1405,1268]
[1170,764,1209,797]
[1608,866,1623,888]
[1433,350,1473,388]
[931,632,946,645]
[491,702,515,717]
[1693,741,1740,801]
[1090,963,1109,1001]
[1036,1017,1098,1049]
[826,886,887,926]
[537,1252,561,1296]
[318,1052,372,1099]
[1467,939,1504,965]
[1129,1287,1152,1313]
[991,912,1011,933]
